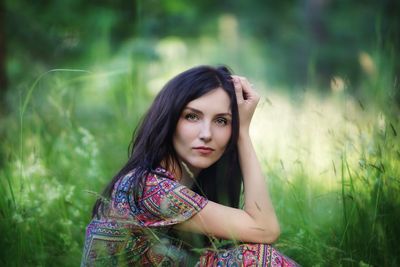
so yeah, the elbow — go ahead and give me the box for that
[261,222,281,244]
[269,225,281,243]
[272,221,281,242]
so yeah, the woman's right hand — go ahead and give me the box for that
[231,75,260,135]
[176,76,280,244]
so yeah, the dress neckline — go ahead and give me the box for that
[153,166,176,180]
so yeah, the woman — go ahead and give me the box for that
[81,65,299,266]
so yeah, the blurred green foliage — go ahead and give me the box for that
[4,0,400,95]
[1,0,400,266]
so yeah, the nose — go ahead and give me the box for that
[199,121,212,143]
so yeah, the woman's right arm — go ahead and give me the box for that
[175,76,280,244]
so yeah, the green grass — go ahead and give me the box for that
[260,94,400,266]
[1,47,399,266]
[0,66,151,266]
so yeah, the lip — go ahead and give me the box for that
[193,146,215,155]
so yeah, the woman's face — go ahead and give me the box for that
[173,88,232,174]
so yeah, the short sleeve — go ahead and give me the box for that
[137,172,208,227]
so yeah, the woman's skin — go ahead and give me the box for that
[172,88,233,186]
[173,76,280,244]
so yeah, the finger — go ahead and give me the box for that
[239,77,253,92]
[238,77,253,100]
[232,76,244,103]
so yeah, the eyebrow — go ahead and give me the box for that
[184,106,232,117]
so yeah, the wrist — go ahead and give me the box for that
[238,128,251,142]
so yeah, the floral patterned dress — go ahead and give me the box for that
[81,167,299,266]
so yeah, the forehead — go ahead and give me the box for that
[185,88,231,113]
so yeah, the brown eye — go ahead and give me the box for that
[185,113,199,121]
[215,117,228,126]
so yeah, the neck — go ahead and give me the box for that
[161,158,200,188]
[179,160,201,188]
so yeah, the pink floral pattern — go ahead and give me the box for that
[81,167,299,266]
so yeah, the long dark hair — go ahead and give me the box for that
[92,65,242,218]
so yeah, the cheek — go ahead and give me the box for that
[174,121,198,145]
[214,126,232,147]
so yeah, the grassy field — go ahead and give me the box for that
[1,40,399,266]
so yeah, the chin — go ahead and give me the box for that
[188,158,218,170]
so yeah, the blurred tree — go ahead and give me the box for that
[0,0,6,115]
[380,0,400,106]
[2,0,400,109]
[236,0,399,96]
